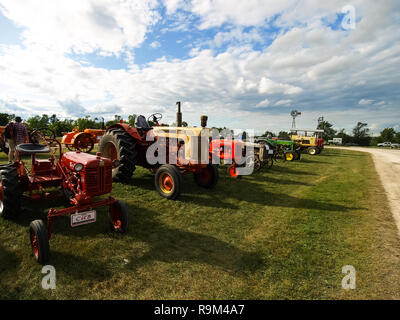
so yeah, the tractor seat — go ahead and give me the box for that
[135,115,151,130]
[16,143,50,154]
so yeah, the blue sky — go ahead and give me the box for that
[0,0,399,135]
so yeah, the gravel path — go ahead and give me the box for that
[330,147,400,236]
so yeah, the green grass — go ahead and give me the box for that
[1,148,400,299]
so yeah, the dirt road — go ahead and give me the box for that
[331,146,400,235]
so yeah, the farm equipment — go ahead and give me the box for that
[61,119,105,152]
[290,129,324,155]
[210,139,274,178]
[0,128,128,264]
[255,137,301,162]
[99,102,219,200]
[0,126,9,155]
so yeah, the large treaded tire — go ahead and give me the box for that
[0,165,22,219]
[99,129,138,182]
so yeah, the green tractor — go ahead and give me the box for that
[255,137,301,162]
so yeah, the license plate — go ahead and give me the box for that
[268,150,274,154]
[71,210,96,227]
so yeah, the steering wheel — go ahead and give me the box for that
[147,113,162,124]
[30,127,57,144]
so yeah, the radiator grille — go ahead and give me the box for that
[84,166,112,195]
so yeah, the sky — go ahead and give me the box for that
[0,0,399,135]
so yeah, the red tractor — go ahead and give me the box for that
[0,128,129,264]
[99,102,219,200]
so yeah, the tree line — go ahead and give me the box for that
[0,113,138,137]
[1,112,398,145]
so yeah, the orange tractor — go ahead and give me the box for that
[61,118,105,153]
[61,128,105,153]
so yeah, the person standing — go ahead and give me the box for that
[6,116,28,163]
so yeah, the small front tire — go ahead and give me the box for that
[109,200,129,233]
[29,220,50,264]
[155,165,182,200]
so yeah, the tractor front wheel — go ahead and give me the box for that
[307,147,318,155]
[194,164,219,188]
[109,200,129,233]
[0,165,22,219]
[285,152,295,161]
[155,165,182,200]
[29,220,50,264]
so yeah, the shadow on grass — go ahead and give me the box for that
[127,206,264,274]
[49,251,112,280]
[180,177,361,212]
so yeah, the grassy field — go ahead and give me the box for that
[1,147,400,299]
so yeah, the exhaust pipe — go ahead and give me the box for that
[176,101,182,127]
[200,115,208,128]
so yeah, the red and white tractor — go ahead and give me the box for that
[0,128,129,264]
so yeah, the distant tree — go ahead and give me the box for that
[128,114,137,127]
[317,120,337,141]
[395,132,400,144]
[0,113,13,126]
[336,129,353,144]
[26,114,50,130]
[74,116,102,131]
[49,119,74,136]
[380,127,396,142]
[105,115,126,127]
[278,131,290,140]
[261,130,276,138]
[352,122,371,146]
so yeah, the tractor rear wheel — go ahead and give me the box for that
[0,165,22,219]
[99,129,138,182]
[307,147,318,155]
[109,200,129,233]
[264,157,274,169]
[194,164,219,188]
[74,133,94,153]
[155,165,182,200]
[29,220,50,264]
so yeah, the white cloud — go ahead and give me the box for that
[256,99,270,107]
[0,0,160,55]
[0,0,399,134]
[150,41,161,48]
[359,99,374,105]
[274,99,293,106]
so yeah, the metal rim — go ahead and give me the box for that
[0,199,3,214]
[29,229,39,260]
[102,142,118,161]
[159,172,174,194]
[110,205,122,230]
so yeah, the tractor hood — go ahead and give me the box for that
[61,151,112,170]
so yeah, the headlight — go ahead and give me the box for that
[112,159,120,167]
[74,163,84,172]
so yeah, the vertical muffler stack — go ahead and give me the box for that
[200,115,208,128]
[176,101,182,127]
